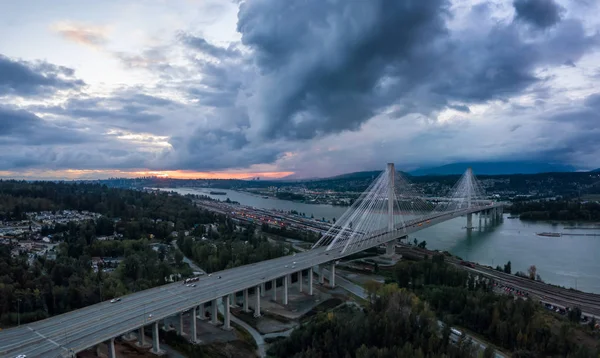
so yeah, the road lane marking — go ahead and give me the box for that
[27,326,68,351]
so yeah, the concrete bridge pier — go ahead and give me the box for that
[271,279,277,301]
[330,263,336,288]
[466,213,473,229]
[478,212,482,229]
[318,264,324,284]
[198,303,208,320]
[136,326,147,347]
[191,306,198,343]
[308,267,314,295]
[385,240,395,255]
[243,288,250,312]
[254,285,261,317]
[211,299,219,325]
[178,312,185,336]
[229,293,237,308]
[260,282,265,297]
[107,338,116,358]
[223,295,231,330]
[283,274,289,305]
[151,321,162,354]
[298,270,303,292]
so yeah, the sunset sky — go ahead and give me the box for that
[1,0,600,180]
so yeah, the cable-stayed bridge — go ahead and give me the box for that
[0,164,505,358]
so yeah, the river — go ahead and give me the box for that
[163,187,600,294]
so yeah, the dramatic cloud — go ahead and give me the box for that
[513,0,564,29]
[236,0,599,144]
[0,55,84,96]
[179,33,242,59]
[1,0,600,178]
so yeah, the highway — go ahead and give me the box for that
[0,204,503,358]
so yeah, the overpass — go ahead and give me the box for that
[0,164,505,358]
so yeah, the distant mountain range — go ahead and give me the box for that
[592,168,600,173]
[408,161,577,176]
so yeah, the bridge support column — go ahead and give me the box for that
[466,213,473,229]
[261,282,265,297]
[318,265,324,284]
[243,288,250,312]
[386,240,395,255]
[223,295,231,330]
[151,321,161,354]
[191,306,197,343]
[298,270,303,292]
[229,293,237,307]
[137,326,146,347]
[271,279,277,301]
[330,263,336,288]
[107,338,116,358]
[283,275,289,305]
[478,213,482,228]
[308,267,313,295]
[254,285,261,317]
[199,303,207,320]
[178,312,185,336]
[211,299,219,325]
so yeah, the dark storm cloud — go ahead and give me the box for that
[165,128,282,171]
[179,33,242,59]
[0,54,84,96]
[0,106,90,147]
[234,0,599,142]
[239,0,450,139]
[514,0,564,29]
[36,91,178,131]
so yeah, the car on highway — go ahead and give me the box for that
[191,284,196,287]
[218,276,222,279]
[110,298,121,303]
[15,355,26,358]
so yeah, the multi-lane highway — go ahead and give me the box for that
[0,204,503,357]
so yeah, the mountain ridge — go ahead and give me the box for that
[408,161,576,176]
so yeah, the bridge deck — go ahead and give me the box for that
[0,204,504,357]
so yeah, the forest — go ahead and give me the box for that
[176,220,292,273]
[510,200,600,221]
[0,181,230,326]
[390,256,599,357]
[268,286,484,358]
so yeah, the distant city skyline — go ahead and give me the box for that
[1,0,600,180]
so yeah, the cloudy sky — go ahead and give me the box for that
[1,0,599,180]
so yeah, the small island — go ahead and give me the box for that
[209,191,227,195]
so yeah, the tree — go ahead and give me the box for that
[413,238,418,246]
[568,307,582,323]
[417,240,427,249]
[528,265,537,280]
[174,250,184,267]
[503,261,511,274]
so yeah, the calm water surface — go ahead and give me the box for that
[165,187,600,294]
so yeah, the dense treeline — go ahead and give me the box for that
[0,232,189,326]
[268,286,481,358]
[0,180,217,230]
[0,181,222,327]
[392,256,599,357]
[261,223,321,243]
[510,200,600,221]
[177,221,291,273]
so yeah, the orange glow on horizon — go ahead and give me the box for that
[128,170,295,180]
[0,169,295,180]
